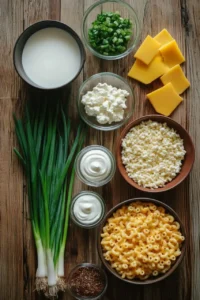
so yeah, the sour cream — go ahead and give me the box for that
[73,194,102,225]
[75,146,116,187]
[80,149,111,182]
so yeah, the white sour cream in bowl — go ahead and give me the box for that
[75,145,116,187]
[70,191,105,228]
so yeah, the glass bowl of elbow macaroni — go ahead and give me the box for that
[77,72,135,131]
[97,198,186,284]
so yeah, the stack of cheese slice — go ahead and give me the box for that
[128,29,190,116]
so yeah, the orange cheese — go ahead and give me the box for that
[147,83,183,116]
[160,65,190,94]
[134,35,161,65]
[128,55,169,84]
[154,29,174,46]
[159,40,185,67]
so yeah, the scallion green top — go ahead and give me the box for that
[88,11,133,56]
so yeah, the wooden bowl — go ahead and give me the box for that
[97,198,186,285]
[116,115,195,193]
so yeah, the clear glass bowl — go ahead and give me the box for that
[82,0,140,60]
[70,191,105,229]
[67,263,108,300]
[77,72,135,131]
[75,145,116,186]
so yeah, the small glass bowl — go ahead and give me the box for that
[70,191,105,229]
[75,145,116,186]
[77,72,135,131]
[67,263,108,300]
[82,0,140,60]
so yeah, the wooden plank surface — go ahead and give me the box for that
[0,0,199,299]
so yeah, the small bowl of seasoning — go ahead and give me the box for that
[67,263,108,300]
[77,72,135,131]
[75,145,116,187]
[82,0,140,60]
[70,191,105,228]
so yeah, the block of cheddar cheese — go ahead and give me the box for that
[128,55,169,84]
[154,29,174,46]
[147,83,183,116]
[134,35,161,65]
[160,65,190,94]
[159,40,185,67]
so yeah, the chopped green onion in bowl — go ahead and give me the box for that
[82,0,140,60]
[88,11,133,56]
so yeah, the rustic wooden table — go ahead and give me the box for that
[0,0,200,299]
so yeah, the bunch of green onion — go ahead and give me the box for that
[14,99,85,297]
[88,11,132,56]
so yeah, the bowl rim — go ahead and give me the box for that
[13,20,86,90]
[82,0,140,60]
[77,72,135,131]
[97,197,187,285]
[116,114,195,193]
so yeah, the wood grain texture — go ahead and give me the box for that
[0,0,199,299]
[185,1,200,299]
[0,0,24,299]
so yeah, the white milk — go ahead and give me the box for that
[22,27,81,88]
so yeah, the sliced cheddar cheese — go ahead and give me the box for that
[147,83,183,116]
[159,40,185,67]
[154,29,174,46]
[134,35,161,65]
[128,55,169,84]
[160,65,190,94]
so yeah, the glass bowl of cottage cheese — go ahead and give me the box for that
[77,72,135,131]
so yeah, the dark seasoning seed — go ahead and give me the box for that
[69,266,105,297]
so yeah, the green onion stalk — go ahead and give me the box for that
[14,99,86,297]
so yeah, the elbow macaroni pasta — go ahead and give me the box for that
[101,202,185,280]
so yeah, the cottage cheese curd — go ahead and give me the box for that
[121,120,186,189]
[81,83,129,124]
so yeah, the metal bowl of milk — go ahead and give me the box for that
[13,20,86,89]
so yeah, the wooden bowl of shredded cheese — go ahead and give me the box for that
[116,114,195,192]
[97,198,186,284]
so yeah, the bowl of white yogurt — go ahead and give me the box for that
[75,145,116,187]
[13,20,86,89]
[70,191,105,228]
[77,72,135,131]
